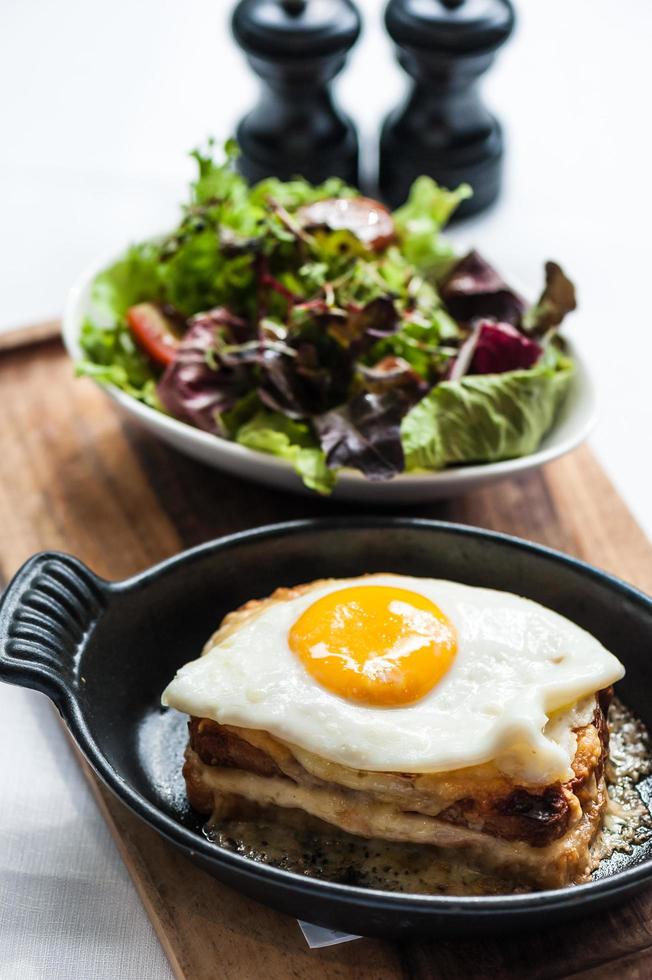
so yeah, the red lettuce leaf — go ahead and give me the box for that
[440,251,527,326]
[350,296,400,340]
[314,391,411,481]
[449,320,543,378]
[190,306,252,344]
[259,341,354,419]
[258,349,306,418]
[524,261,577,335]
[157,310,252,432]
[258,298,400,420]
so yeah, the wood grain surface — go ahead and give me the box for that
[0,318,60,352]
[2,336,652,979]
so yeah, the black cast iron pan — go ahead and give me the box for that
[2,518,652,939]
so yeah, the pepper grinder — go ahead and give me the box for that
[379,0,515,216]
[231,0,362,186]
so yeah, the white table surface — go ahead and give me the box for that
[1,1,651,976]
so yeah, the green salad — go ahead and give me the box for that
[78,141,577,493]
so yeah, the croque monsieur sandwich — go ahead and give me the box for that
[162,574,625,890]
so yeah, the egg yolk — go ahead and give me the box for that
[288,586,457,706]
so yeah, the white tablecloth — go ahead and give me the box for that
[0,688,173,979]
[1,1,652,976]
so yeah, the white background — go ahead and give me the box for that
[1,1,651,976]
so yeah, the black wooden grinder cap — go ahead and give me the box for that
[385,0,515,55]
[232,0,360,58]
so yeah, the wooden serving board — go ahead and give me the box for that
[2,335,652,980]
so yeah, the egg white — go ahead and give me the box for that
[162,574,624,784]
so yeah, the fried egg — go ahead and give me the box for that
[162,574,624,784]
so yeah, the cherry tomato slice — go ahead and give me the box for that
[297,196,396,252]
[126,303,183,367]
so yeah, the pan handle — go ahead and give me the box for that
[0,552,105,705]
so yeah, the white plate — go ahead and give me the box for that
[62,253,596,504]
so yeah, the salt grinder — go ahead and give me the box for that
[379,0,516,216]
[231,0,362,186]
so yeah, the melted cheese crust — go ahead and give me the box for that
[183,746,607,889]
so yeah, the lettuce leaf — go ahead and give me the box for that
[523,261,577,334]
[440,251,527,326]
[448,320,543,380]
[90,243,161,325]
[157,315,253,432]
[248,174,357,211]
[368,308,460,381]
[393,176,472,279]
[314,392,409,481]
[77,319,162,407]
[235,411,334,494]
[401,352,574,471]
